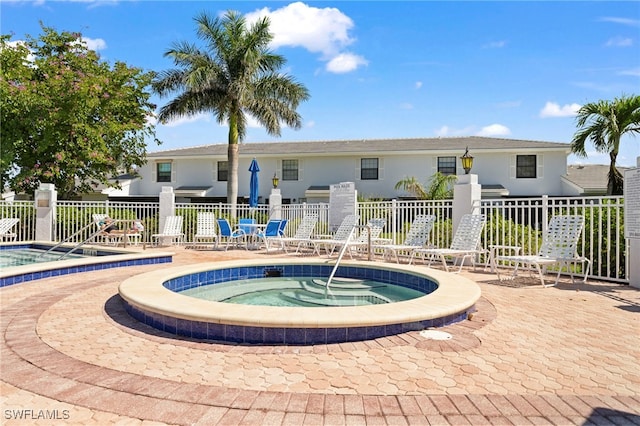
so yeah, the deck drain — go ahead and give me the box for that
[420,330,452,340]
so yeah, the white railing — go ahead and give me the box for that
[480,195,627,283]
[0,195,628,283]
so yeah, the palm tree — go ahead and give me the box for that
[571,94,640,195]
[395,172,457,200]
[153,11,309,215]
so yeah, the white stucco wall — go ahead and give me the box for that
[135,149,569,200]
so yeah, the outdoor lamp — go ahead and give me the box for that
[461,147,474,174]
[272,173,280,189]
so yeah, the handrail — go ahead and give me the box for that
[325,224,370,295]
[40,219,136,260]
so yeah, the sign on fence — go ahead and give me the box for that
[329,182,356,232]
[624,168,640,239]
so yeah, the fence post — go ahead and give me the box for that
[542,195,549,233]
[391,199,397,244]
[34,183,57,241]
[269,188,282,219]
[158,187,176,243]
[453,174,482,232]
[624,159,640,288]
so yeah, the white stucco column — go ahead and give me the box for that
[452,174,482,232]
[624,157,640,288]
[34,183,57,241]
[158,186,175,244]
[269,188,282,220]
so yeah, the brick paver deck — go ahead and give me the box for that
[1,246,639,425]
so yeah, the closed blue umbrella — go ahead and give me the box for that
[248,158,260,207]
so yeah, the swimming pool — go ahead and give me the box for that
[120,258,481,345]
[0,242,173,287]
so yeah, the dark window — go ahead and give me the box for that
[217,161,228,181]
[156,162,171,182]
[282,159,298,181]
[361,158,379,180]
[437,156,456,175]
[516,155,537,178]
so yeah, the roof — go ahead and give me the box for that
[147,136,570,158]
[563,164,629,193]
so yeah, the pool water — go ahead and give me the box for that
[179,276,426,307]
[0,248,86,268]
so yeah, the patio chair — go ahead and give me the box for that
[409,214,486,272]
[151,215,184,246]
[274,214,319,254]
[373,215,436,263]
[0,218,20,241]
[191,212,218,249]
[334,218,387,258]
[92,214,123,246]
[254,219,285,251]
[216,218,248,250]
[494,215,590,287]
[310,214,359,256]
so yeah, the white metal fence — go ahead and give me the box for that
[0,195,628,283]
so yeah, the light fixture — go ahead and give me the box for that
[460,147,474,174]
[272,173,279,189]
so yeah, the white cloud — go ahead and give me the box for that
[482,40,507,49]
[598,17,640,27]
[605,37,633,47]
[618,68,640,77]
[161,113,210,127]
[539,101,581,118]
[399,103,413,110]
[246,2,367,74]
[81,37,107,51]
[326,52,368,73]
[305,120,315,128]
[476,124,510,137]
[415,81,423,89]
[435,125,475,137]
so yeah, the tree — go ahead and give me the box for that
[571,94,640,195]
[0,25,158,199]
[152,11,309,216]
[395,172,457,200]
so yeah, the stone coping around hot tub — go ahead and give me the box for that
[118,258,482,329]
[0,241,174,281]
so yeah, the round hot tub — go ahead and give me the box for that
[119,258,481,345]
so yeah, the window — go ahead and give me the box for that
[282,159,298,181]
[516,155,537,178]
[437,156,456,175]
[361,158,379,180]
[217,161,228,181]
[156,162,172,182]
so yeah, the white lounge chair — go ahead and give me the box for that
[310,214,359,256]
[191,212,218,249]
[273,214,319,254]
[151,215,184,246]
[494,215,590,287]
[374,215,436,263]
[0,218,20,241]
[335,217,387,258]
[410,214,486,272]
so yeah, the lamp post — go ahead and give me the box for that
[272,173,280,189]
[460,147,474,174]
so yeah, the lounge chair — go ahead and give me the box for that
[409,214,486,272]
[191,212,218,249]
[494,215,591,287]
[0,218,20,241]
[92,214,122,246]
[311,214,359,256]
[216,218,248,250]
[334,218,387,258]
[373,215,436,263]
[274,214,319,254]
[151,215,184,246]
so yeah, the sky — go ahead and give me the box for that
[2,0,639,166]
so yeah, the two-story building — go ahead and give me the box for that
[109,136,574,203]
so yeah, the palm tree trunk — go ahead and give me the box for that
[608,151,623,195]
[227,113,239,219]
